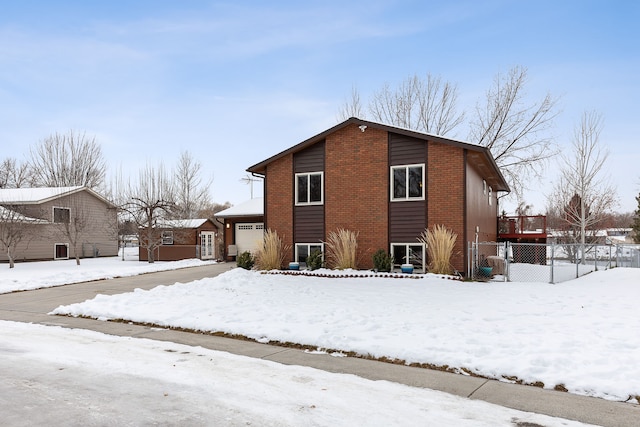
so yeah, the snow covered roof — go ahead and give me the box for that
[0,186,114,207]
[214,198,264,218]
[157,219,212,229]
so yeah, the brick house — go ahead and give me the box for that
[138,218,218,262]
[246,117,509,274]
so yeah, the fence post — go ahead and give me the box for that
[550,242,555,284]
[505,241,511,282]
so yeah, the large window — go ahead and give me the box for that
[391,243,425,271]
[295,172,323,205]
[53,207,70,223]
[295,243,323,265]
[391,164,424,201]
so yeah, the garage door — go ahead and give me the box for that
[235,223,264,255]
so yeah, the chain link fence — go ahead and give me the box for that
[468,242,640,283]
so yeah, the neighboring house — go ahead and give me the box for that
[246,117,510,273]
[138,218,218,262]
[0,186,118,262]
[214,198,264,261]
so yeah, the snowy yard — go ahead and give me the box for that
[47,262,640,404]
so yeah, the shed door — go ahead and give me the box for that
[201,231,215,260]
[235,223,264,255]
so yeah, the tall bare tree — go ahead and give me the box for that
[173,151,212,219]
[469,66,559,199]
[368,73,464,136]
[0,158,32,188]
[548,111,618,263]
[29,131,106,189]
[122,163,175,263]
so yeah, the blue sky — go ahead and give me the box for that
[1,1,638,213]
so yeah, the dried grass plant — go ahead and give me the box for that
[419,225,457,275]
[325,228,359,270]
[254,229,290,270]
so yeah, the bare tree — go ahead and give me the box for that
[469,66,559,199]
[52,194,95,266]
[548,111,618,263]
[368,73,464,136]
[173,151,212,219]
[0,158,32,188]
[337,85,365,121]
[0,206,44,268]
[122,163,175,263]
[29,131,106,189]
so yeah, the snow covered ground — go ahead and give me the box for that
[0,248,214,294]
[0,320,596,426]
[47,261,640,404]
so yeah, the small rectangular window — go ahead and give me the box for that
[295,243,323,265]
[391,243,425,270]
[488,186,493,206]
[391,164,424,201]
[162,231,174,245]
[295,172,324,205]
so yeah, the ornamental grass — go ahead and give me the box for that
[254,229,290,271]
[419,225,457,275]
[325,228,359,270]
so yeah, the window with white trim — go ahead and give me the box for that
[391,243,425,270]
[295,243,323,265]
[391,164,424,201]
[162,231,174,245]
[483,180,487,195]
[488,186,493,206]
[295,172,323,205]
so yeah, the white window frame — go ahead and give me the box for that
[53,206,70,223]
[390,243,426,271]
[295,172,324,206]
[54,243,69,260]
[488,186,493,206]
[162,230,174,245]
[390,164,425,201]
[483,180,487,195]
[294,243,324,266]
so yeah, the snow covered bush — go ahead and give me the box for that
[419,225,457,275]
[325,228,358,270]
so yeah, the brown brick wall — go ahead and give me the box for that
[265,154,294,261]
[427,141,466,273]
[325,124,389,269]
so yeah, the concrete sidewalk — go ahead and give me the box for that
[0,263,637,427]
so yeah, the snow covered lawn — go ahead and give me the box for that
[0,320,596,426]
[52,267,640,404]
[0,248,215,294]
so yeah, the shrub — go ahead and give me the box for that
[325,228,358,270]
[306,249,324,271]
[372,249,393,272]
[254,229,290,270]
[236,251,254,270]
[419,225,457,275]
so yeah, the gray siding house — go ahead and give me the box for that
[0,186,118,262]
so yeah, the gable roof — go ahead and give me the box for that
[0,186,116,207]
[247,117,510,192]
[214,197,264,218]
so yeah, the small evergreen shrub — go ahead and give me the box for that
[306,249,324,271]
[372,249,393,272]
[237,251,254,270]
